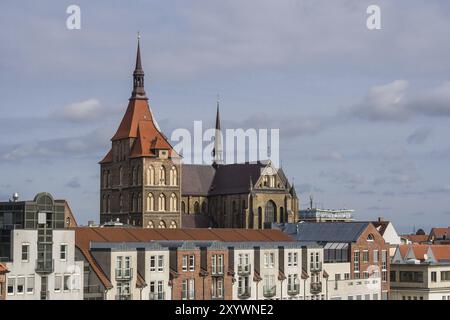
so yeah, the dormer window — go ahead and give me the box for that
[367,234,374,241]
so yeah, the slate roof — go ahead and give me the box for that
[182,165,216,196]
[292,222,370,242]
[182,161,291,197]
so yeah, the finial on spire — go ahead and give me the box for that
[130,33,147,100]
[212,95,223,167]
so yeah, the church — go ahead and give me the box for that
[99,38,299,229]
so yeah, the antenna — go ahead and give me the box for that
[309,194,313,209]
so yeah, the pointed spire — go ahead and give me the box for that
[131,32,147,100]
[212,94,223,167]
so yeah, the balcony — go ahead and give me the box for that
[35,259,54,273]
[237,264,251,276]
[310,282,322,294]
[115,268,132,280]
[287,283,300,295]
[310,262,322,272]
[263,285,276,298]
[238,287,251,299]
[115,294,132,300]
[149,292,165,300]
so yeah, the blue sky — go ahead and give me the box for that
[1,0,450,233]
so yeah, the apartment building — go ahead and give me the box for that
[0,263,8,300]
[74,227,298,300]
[390,245,450,300]
[428,227,450,245]
[276,222,390,299]
[0,193,83,300]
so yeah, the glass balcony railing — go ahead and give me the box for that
[149,292,165,300]
[263,285,276,298]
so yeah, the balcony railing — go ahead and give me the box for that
[310,282,322,294]
[149,292,165,300]
[287,283,300,295]
[115,293,132,300]
[310,262,322,272]
[263,285,276,298]
[35,259,54,273]
[115,268,132,280]
[238,287,251,299]
[237,264,251,276]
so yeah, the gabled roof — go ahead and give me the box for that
[402,234,429,244]
[293,222,370,242]
[429,227,450,240]
[371,221,389,236]
[395,244,450,264]
[73,227,293,289]
[129,120,176,158]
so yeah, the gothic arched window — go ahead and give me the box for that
[170,193,178,211]
[194,201,200,214]
[265,200,276,223]
[159,166,166,185]
[169,220,177,229]
[170,166,177,186]
[159,194,166,211]
[146,165,155,185]
[158,220,166,229]
[147,193,154,211]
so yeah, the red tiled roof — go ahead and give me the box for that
[398,244,450,262]
[402,234,429,243]
[430,227,450,239]
[73,227,293,289]
[99,149,112,164]
[112,99,153,141]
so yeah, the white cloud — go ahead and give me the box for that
[52,99,107,123]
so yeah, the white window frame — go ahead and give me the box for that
[21,243,30,262]
[150,255,156,272]
[60,243,68,261]
[157,255,164,272]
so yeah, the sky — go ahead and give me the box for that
[1,0,450,233]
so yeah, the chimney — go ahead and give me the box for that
[378,217,384,222]
[88,220,95,227]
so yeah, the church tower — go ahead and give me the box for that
[99,35,181,228]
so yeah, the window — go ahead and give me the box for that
[150,256,156,272]
[400,271,423,283]
[264,252,275,268]
[353,251,360,273]
[347,295,353,300]
[367,234,374,241]
[182,255,188,271]
[157,255,164,272]
[189,279,195,299]
[390,271,396,282]
[170,193,178,211]
[373,250,379,263]
[288,252,298,267]
[441,271,450,281]
[158,194,166,211]
[21,244,29,262]
[373,293,378,300]
[60,244,68,261]
[212,254,224,274]
[189,255,195,271]
[27,276,34,294]
[159,166,166,185]
[181,280,188,300]
[431,272,437,282]
[362,250,369,263]
[344,273,350,280]
[170,166,178,186]
[147,193,154,211]
[17,277,25,294]
[55,275,62,292]
[63,275,70,291]
[7,277,15,295]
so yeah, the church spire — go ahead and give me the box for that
[212,95,223,167]
[130,32,147,100]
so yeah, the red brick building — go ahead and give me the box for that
[0,263,8,300]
